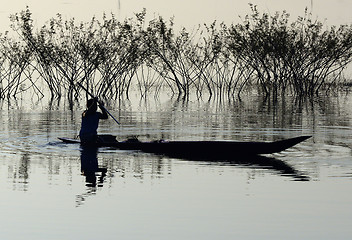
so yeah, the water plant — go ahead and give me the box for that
[1,5,352,103]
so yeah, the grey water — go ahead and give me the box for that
[0,92,352,240]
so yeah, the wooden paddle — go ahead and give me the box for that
[77,81,121,125]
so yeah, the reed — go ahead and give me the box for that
[1,5,351,102]
[226,5,352,97]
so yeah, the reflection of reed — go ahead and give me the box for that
[116,94,342,143]
[7,152,31,191]
[102,153,168,181]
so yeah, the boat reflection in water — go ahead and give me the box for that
[162,151,310,181]
[80,145,107,187]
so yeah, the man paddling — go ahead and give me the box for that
[79,98,108,144]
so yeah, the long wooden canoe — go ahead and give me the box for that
[58,135,311,157]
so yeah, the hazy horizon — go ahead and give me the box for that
[1,0,352,32]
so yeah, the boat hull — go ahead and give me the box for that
[58,135,311,157]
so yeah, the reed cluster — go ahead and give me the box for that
[1,5,352,101]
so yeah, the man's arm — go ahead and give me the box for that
[98,101,109,119]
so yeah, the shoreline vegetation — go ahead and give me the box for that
[1,5,352,105]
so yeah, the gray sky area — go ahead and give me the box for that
[1,0,351,31]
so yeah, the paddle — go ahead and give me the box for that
[77,81,121,125]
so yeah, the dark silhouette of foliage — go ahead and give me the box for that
[1,5,352,103]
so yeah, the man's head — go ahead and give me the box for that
[87,98,98,112]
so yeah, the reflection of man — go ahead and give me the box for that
[80,146,107,187]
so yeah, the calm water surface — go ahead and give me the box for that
[0,93,352,240]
